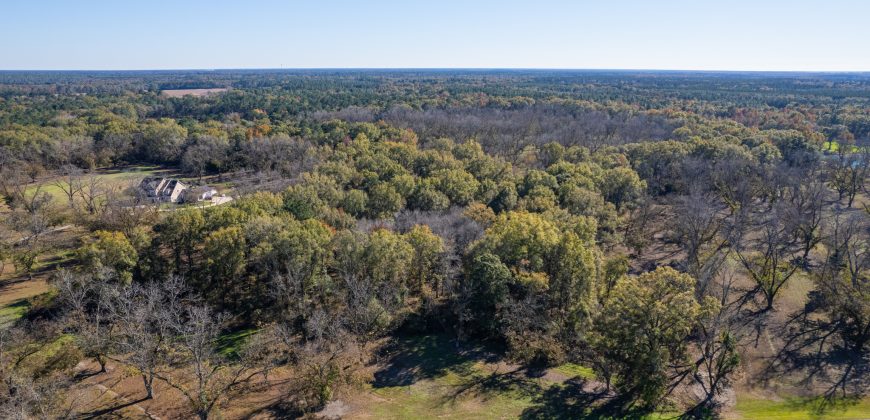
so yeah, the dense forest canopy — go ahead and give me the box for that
[1,70,869,419]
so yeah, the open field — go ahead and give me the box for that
[26,165,177,202]
[161,88,229,98]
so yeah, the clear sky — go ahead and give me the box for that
[1,0,867,71]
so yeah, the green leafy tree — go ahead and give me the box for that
[459,252,512,337]
[468,211,600,361]
[202,226,247,305]
[518,185,558,212]
[488,182,518,213]
[248,216,332,318]
[140,118,188,163]
[598,166,646,211]
[405,225,445,294]
[340,189,368,217]
[478,211,560,276]
[432,169,479,206]
[364,229,414,290]
[520,170,559,196]
[367,183,404,219]
[592,267,716,410]
[76,230,138,284]
[283,185,325,220]
[408,180,450,211]
[157,210,206,276]
[549,231,599,343]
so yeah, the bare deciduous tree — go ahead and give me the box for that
[733,203,802,313]
[54,270,118,374]
[769,209,870,403]
[686,268,743,417]
[111,278,184,399]
[53,164,84,210]
[156,305,263,420]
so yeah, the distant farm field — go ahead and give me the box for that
[161,88,229,98]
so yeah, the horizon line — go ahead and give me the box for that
[1,67,870,74]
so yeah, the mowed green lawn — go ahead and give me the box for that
[733,396,870,420]
[364,335,548,419]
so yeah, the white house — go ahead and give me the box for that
[139,177,188,203]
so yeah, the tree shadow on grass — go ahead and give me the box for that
[372,334,494,388]
[782,395,866,417]
[761,300,870,412]
[246,401,306,420]
[0,297,30,316]
[238,378,307,419]
[372,334,648,418]
[520,379,651,420]
[439,364,546,407]
[72,369,103,382]
[78,397,149,419]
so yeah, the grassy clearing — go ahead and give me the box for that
[362,335,630,419]
[369,384,533,419]
[97,165,178,180]
[215,328,259,358]
[553,362,596,380]
[779,270,815,312]
[368,367,534,418]
[0,298,31,327]
[733,396,870,420]
[0,270,53,328]
[365,334,534,418]
[33,249,76,271]
[19,333,79,374]
[360,335,870,419]
[0,288,55,329]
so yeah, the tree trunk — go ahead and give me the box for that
[142,374,154,399]
[764,291,776,312]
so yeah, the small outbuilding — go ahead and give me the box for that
[183,185,219,203]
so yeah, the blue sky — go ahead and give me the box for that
[1,0,867,71]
